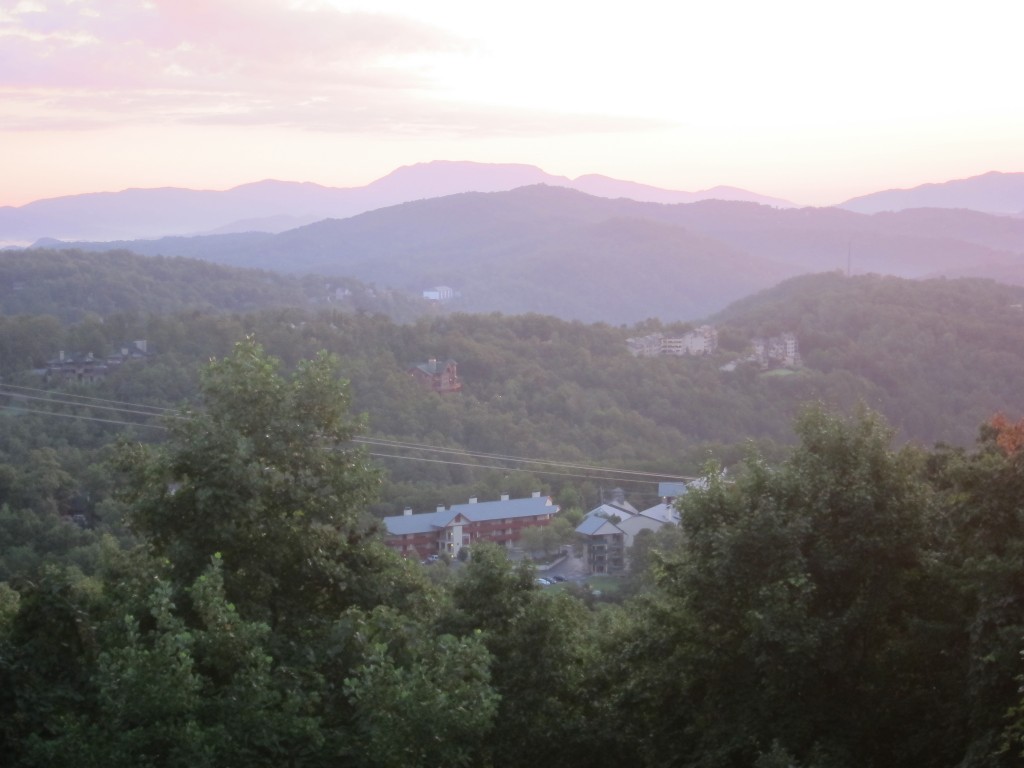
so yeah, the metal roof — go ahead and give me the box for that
[638,502,680,524]
[383,495,558,536]
[575,515,622,537]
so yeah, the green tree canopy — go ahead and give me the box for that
[623,406,963,767]
[116,337,398,630]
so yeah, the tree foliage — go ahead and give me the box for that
[116,338,394,629]
[1,342,499,767]
[617,407,978,767]
[3,267,1024,766]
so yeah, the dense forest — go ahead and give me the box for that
[0,249,430,323]
[1,339,1023,767]
[1,249,1023,766]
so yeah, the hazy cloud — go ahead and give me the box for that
[0,0,665,136]
[186,94,669,136]
[0,0,481,129]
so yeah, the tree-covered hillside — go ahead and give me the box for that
[0,248,428,323]
[44,185,1024,321]
[2,269,1023,524]
[42,189,795,323]
[2,341,1023,767]
[711,272,1024,442]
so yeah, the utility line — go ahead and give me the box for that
[358,437,693,481]
[1,398,680,483]
[365,451,681,486]
[0,389,179,419]
[0,404,167,430]
[1,388,695,483]
[0,382,175,414]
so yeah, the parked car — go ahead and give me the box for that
[535,578,551,586]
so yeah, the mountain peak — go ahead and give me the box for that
[367,160,567,196]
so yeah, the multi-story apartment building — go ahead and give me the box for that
[383,493,559,560]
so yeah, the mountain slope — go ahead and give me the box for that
[40,187,801,323]
[41,184,1024,322]
[711,272,1024,443]
[645,200,1024,276]
[4,253,1023,451]
[204,189,796,323]
[839,170,1024,215]
[0,248,427,323]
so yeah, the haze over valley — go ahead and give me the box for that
[9,165,1024,324]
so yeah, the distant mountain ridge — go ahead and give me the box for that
[40,184,1024,324]
[0,161,794,244]
[9,163,1024,246]
[839,171,1024,215]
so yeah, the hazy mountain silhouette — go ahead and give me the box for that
[40,185,1024,323]
[0,160,793,244]
[839,171,1024,215]
[567,174,791,206]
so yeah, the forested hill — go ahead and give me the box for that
[38,184,1024,322]
[3,264,1023,507]
[712,272,1024,441]
[0,248,429,323]
[713,270,1024,327]
[39,187,795,324]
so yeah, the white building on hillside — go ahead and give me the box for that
[627,326,718,357]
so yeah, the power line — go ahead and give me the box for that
[365,451,680,487]
[357,436,685,477]
[1,388,695,484]
[0,388,178,420]
[0,382,176,414]
[358,437,694,482]
[0,404,167,430]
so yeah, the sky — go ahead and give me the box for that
[2,0,1023,208]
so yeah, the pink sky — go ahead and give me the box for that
[2,0,1023,208]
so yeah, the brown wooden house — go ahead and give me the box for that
[408,358,462,393]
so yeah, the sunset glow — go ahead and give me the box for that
[2,0,1022,207]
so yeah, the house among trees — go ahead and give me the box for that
[382,492,559,560]
[574,489,682,574]
[407,357,462,393]
[44,340,151,383]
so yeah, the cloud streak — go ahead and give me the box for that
[0,0,535,132]
[0,0,662,136]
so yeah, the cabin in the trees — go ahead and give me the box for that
[408,357,462,393]
[383,493,559,560]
